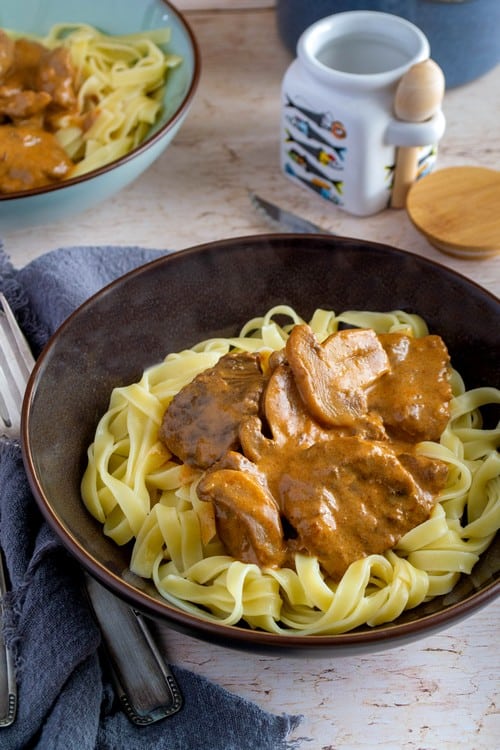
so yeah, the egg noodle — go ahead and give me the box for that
[81,307,500,635]
[28,23,181,175]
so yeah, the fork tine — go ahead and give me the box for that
[0,364,19,432]
[0,294,35,376]
[0,390,12,430]
[0,321,28,397]
[0,294,35,436]
[0,327,23,433]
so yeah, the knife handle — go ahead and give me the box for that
[0,548,17,728]
[83,574,183,725]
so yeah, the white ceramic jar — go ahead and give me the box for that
[281,11,446,216]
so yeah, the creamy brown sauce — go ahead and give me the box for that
[0,31,76,192]
[161,326,452,581]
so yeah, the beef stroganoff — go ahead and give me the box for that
[81,307,500,635]
[0,23,181,192]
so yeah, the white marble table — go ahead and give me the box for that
[3,4,499,748]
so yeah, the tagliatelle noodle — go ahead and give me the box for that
[32,23,181,175]
[81,307,500,635]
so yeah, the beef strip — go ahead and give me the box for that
[278,436,448,581]
[0,88,52,120]
[159,351,268,469]
[35,46,76,110]
[368,333,452,441]
[0,124,73,192]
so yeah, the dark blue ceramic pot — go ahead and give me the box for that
[276,0,500,88]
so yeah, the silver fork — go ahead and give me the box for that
[0,293,182,727]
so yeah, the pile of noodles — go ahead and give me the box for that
[81,307,500,635]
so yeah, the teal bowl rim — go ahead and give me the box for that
[0,0,201,203]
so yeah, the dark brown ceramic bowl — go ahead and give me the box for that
[22,235,500,654]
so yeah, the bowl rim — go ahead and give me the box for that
[22,234,500,651]
[0,0,201,202]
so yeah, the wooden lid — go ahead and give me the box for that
[406,166,500,259]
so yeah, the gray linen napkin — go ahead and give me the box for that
[0,244,304,750]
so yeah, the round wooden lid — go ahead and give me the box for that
[406,166,500,259]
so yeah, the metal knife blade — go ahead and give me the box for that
[250,193,335,235]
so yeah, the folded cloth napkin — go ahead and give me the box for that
[0,243,304,750]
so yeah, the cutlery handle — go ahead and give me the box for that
[0,548,17,728]
[83,574,183,725]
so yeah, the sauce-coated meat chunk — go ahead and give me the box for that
[0,34,77,193]
[0,125,73,192]
[279,437,448,581]
[369,333,451,441]
[159,351,267,469]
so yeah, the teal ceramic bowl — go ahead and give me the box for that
[0,0,200,230]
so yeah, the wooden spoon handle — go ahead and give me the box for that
[391,146,420,209]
